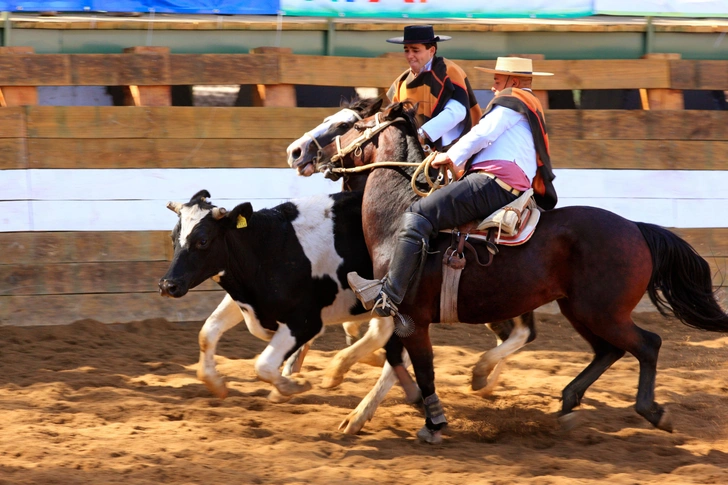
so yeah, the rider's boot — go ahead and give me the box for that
[348,212,433,317]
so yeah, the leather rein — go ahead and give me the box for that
[324,113,452,197]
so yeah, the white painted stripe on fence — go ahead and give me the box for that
[0,168,723,231]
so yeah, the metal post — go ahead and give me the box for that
[2,11,11,47]
[644,16,654,56]
[326,18,335,56]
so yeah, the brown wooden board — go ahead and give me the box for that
[672,228,728,258]
[24,137,726,170]
[0,138,27,169]
[2,54,725,90]
[0,231,171,264]
[0,261,219,296]
[26,106,337,139]
[0,290,227,327]
[0,108,26,138]
[670,60,728,90]
[27,138,292,169]
[551,140,728,170]
[548,111,728,141]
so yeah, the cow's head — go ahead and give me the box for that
[159,189,253,298]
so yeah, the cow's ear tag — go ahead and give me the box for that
[236,215,248,229]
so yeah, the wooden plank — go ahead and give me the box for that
[0,54,725,90]
[31,138,728,171]
[551,140,728,170]
[26,107,728,141]
[26,106,337,139]
[0,138,27,169]
[547,111,728,141]
[0,290,227,327]
[672,228,728,258]
[0,261,219,296]
[0,231,171,264]
[0,54,70,86]
[27,138,292,169]
[169,54,281,85]
[0,108,25,138]
[670,60,728,90]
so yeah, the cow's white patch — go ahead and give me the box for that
[236,301,275,341]
[255,324,296,382]
[289,195,362,324]
[178,204,210,249]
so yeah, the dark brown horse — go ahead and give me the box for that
[314,101,728,443]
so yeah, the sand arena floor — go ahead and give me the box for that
[0,312,726,484]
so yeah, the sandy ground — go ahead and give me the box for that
[0,312,726,485]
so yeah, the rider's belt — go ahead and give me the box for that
[482,172,522,196]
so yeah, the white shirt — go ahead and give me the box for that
[409,58,468,147]
[446,103,537,183]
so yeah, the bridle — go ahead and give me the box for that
[303,108,364,152]
[320,112,452,197]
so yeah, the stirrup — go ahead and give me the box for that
[347,272,384,311]
[372,293,398,317]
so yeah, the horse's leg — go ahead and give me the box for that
[197,294,245,399]
[338,351,413,435]
[472,312,536,396]
[384,332,421,403]
[342,321,363,346]
[255,321,322,397]
[396,325,446,445]
[558,301,669,431]
[321,316,393,389]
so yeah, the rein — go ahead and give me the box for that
[326,113,452,197]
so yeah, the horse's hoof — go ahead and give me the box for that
[558,411,582,431]
[267,388,292,403]
[416,426,443,445]
[404,387,422,405]
[201,375,228,399]
[321,374,344,389]
[338,413,367,435]
[656,408,674,433]
[276,378,312,396]
[471,373,494,393]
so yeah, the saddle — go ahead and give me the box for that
[439,189,540,323]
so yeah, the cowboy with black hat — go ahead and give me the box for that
[386,25,481,152]
[350,53,558,370]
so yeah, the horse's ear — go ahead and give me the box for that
[369,97,384,115]
[226,202,254,230]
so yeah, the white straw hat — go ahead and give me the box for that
[475,57,553,77]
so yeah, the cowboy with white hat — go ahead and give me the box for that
[350,52,557,343]
[386,25,482,152]
[347,53,557,444]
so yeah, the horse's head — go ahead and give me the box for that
[314,101,421,181]
[286,97,384,177]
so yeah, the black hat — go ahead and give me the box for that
[386,25,452,45]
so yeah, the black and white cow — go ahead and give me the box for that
[159,190,393,398]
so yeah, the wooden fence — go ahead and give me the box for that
[1,50,727,326]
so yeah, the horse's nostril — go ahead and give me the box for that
[292,148,301,160]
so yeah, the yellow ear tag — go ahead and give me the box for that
[236,215,248,229]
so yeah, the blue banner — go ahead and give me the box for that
[0,1,279,14]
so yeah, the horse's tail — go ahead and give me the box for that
[636,222,728,332]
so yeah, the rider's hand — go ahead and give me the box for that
[431,152,453,169]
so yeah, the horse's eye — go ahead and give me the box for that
[196,238,209,249]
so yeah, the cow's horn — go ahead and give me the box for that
[212,207,227,219]
[167,201,183,214]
